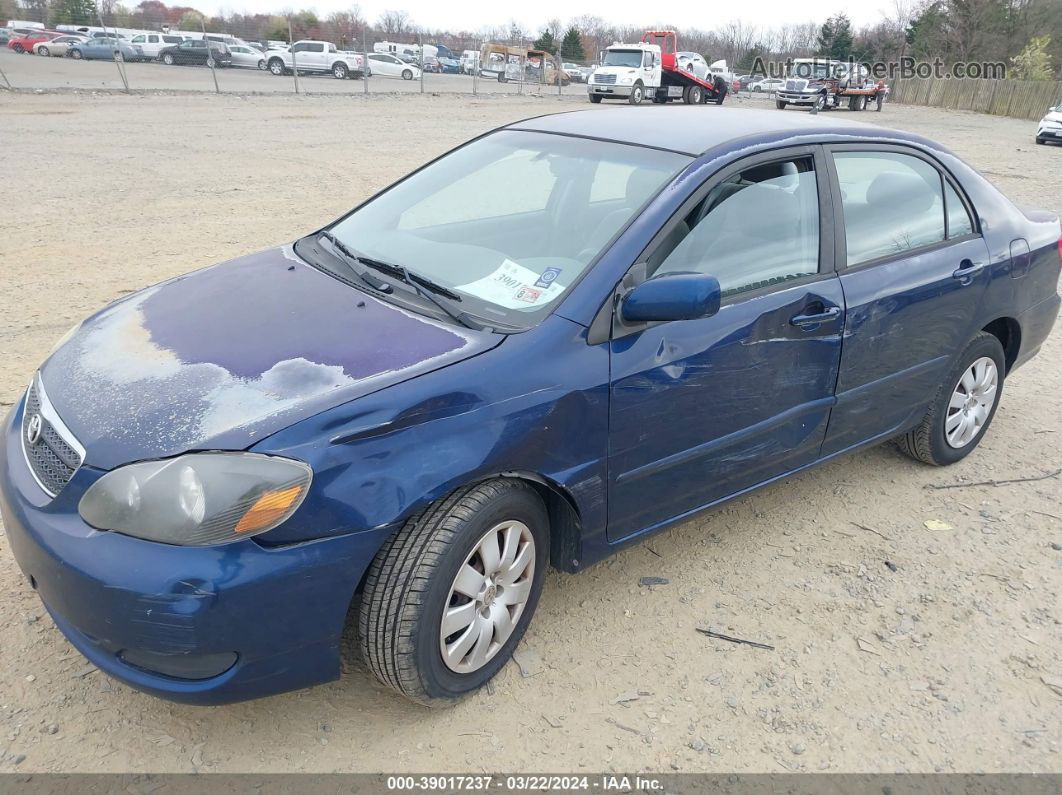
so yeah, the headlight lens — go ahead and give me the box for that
[79,452,312,546]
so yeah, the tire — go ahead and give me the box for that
[332,62,348,79]
[684,85,703,104]
[358,479,549,706]
[1036,137,1045,144]
[162,53,174,65]
[753,85,762,91]
[776,99,787,109]
[589,93,602,103]
[268,58,284,76]
[257,59,266,70]
[628,81,644,105]
[70,48,82,60]
[37,46,49,57]
[896,332,1005,466]
[402,69,413,80]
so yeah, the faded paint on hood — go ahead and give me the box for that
[41,247,498,470]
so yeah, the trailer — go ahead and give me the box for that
[587,30,727,106]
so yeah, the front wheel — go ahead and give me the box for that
[589,93,602,103]
[162,53,174,65]
[627,81,644,105]
[776,99,787,109]
[358,479,548,706]
[684,85,703,104]
[402,68,413,80]
[1036,137,1045,144]
[897,332,1005,466]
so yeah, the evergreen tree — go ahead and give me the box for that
[817,13,854,59]
[533,29,556,53]
[49,0,96,25]
[560,26,584,60]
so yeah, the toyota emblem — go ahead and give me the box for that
[25,413,42,446]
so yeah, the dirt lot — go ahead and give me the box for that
[0,89,1060,775]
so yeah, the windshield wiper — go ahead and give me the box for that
[356,255,463,302]
[317,232,488,331]
[317,231,394,294]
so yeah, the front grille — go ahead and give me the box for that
[21,377,83,497]
[785,79,805,91]
[594,73,616,84]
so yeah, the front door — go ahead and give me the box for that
[607,147,845,541]
[820,146,992,454]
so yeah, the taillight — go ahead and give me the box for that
[1057,237,1061,260]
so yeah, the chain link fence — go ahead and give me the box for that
[0,19,594,99]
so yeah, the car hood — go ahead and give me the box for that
[1042,111,1062,124]
[41,246,499,470]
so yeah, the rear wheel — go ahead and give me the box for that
[257,59,266,70]
[358,479,548,706]
[37,46,50,57]
[628,81,644,105]
[333,62,349,79]
[896,332,1005,466]
[70,48,82,59]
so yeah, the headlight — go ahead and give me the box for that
[79,452,312,546]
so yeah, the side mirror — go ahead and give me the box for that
[621,272,721,323]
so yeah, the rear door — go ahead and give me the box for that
[606,146,845,541]
[820,145,991,454]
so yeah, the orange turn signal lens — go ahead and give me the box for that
[234,485,305,535]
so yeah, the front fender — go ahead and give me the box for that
[252,315,611,556]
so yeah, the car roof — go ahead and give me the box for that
[507,107,919,157]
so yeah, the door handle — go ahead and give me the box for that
[952,259,985,283]
[790,305,840,328]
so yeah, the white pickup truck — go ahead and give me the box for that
[265,40,367,79]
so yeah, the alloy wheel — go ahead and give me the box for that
[439,520,536,673]
[945,356,998,448]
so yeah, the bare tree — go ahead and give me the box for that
[378,9,412,37]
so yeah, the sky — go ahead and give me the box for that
[197,0,896,34]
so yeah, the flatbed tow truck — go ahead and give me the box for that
[588,31,727,105]
[775,57,887,113]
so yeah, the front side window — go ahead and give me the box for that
[654,157,820,297]
[322,131,690,327]
[835,151,946,265]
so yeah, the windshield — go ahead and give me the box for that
[789,61,833,79]
[318,130,689,329]
[603,49,643,68]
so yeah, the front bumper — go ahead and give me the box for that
[0,397,390,705]
[776,91,818,104]
[1037,125,1062,138]
[589,83,633,97]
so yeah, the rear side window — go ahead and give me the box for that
[944,181,974,238]
[653,156,821,297]
[834,151,945,266]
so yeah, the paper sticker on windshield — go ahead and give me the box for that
[457,260,566,309]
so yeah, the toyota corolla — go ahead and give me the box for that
[2,109,1059,706]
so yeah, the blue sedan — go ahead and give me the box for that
[2,109,1059,706]
[68,37,138,61]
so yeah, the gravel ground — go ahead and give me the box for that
[0,88,1060,775]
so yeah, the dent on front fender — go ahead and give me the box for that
[253,315,611,552]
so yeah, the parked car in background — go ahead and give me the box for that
[7,30,59,53]
[1036,104,1062,144]
[459,49,478,74]
[366,51,419,80]
[68,37,138,61]
[127,32,184,61]
[438,56,460,74]
[421,55,440,73]
[227,43,266,70]
[265,40,366,79]
[751,77,784,92]
[563,62,584,82]
[158,39,232,67]
[33,34,86,57]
